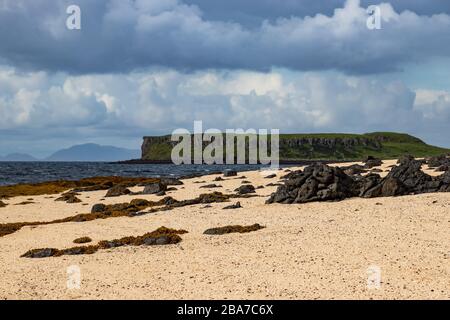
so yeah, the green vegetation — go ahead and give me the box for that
[141,132,450,161]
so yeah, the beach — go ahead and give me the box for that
[0,159,449,300]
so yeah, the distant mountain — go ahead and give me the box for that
[45,143,140,162]
[0,153,38,161]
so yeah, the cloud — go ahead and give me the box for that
[185,0,450,27]
[1,66,449,150]
[0,0,450,74]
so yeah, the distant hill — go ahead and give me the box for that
[0,153,38,161]
[45,143,140,162]
[141,132,450,161]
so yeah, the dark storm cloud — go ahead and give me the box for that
[0,0,449,75]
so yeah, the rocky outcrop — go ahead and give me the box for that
[267,158,450,204]
[141,133,449,162]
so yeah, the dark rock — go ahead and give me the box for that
[223,202,242,210]
[200,184,222,189]
[223,170,237,177]
[341,164,367,176]
[156,191,167,196]
[397,154,415,165]
[55,192,82,203]
[266,183,283,187]
[105,185,131,197]
[242,180,252,184]
[91,203,107,213]
[214,177,225,181]
[0,201,6,208]
[264,174,277,179]
[381,177,406,196]
[142,183,167,195]
[426,154,448,168]
[435,165,449,172]
[364,158,383,169]
[160,178,183,186]
[268,160,450,204]
[235,185,256,195]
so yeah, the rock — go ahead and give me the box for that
[264,174,277,179]
[105,185,131,197]
[156,191,166,196]
[426,154,448,168]
[381,177,406,196]
[91,203,107,213]
[155,236,171,245]
[214,177,225,181]
[266,183,283,187]
[142,183,167,195]
[364,158,383,169]
[397,154,415,165]
[223,202,242,210]
[55,192,82,203]
[234,185,256,195]
[223,170,237,177]
[370,168,383,173]
[160,178,183,186]
[268,159,450,205]
[200,184,222,189]
[341,164,367,176]
[242,180,252,184]
[0,201,7,208]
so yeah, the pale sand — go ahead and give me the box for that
[0,159,449,300]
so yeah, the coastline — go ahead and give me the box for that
[0,158,448,299]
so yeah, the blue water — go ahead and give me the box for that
[0,162,272,186]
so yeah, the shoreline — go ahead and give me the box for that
[0,158,448,299]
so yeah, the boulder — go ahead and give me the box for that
[200,184,222,189]
[223,202,242,210]
[91,203,107,213]
[223,170,237,177]
[234,185,256,195]
[105,185,131,197]
[142,183,167,195]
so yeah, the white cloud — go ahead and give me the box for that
[1,66,449,139]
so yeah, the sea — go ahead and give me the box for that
[0,162,279,186]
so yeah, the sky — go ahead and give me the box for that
[0,0,450,157]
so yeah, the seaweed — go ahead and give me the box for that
[73,236,92,244]
[0,176,160,200]
[203,224,265,235]
[21,227,187,258]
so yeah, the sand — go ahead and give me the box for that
[0,159,448,300]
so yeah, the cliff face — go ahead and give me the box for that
[141,134,383,161]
